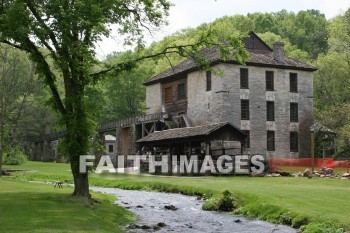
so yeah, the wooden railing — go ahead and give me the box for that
[30,112,169,143]
[98,112,168,131]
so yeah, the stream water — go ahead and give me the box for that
[91,187,297,233]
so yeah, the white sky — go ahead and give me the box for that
[95,0,350,59]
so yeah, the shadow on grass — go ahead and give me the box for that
[0,191,132,233]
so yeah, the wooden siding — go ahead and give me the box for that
[161,77,188,115]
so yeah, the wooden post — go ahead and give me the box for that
[115,125,120,154]
[169,144,173,175]
[206,142,210,155]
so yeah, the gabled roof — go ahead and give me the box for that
[144,32,317,86]
[244,31,273,52]
[137,122,245,143]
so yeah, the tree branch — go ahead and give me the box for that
[90,41,213,78]
[23,37,66,115]
[1,40,26,51]
[25,1,61,53]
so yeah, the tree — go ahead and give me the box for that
[257,31,310,62]
[313,9,350,158]
[0,44,37,176]
[273,10,329,59]
[247,13,277,33]
[0,1,247,197]
[103,57,150,121]
[197,10,328,59]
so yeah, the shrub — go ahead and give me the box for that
[291,215,310,228]
[3,147,28,165]
[202,190,240,212]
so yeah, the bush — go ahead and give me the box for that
[202,190,240,212]
[291,215,310,228]
[3,147,28,165]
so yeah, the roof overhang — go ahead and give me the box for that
[144,60,317,86]
[137,122,246,145]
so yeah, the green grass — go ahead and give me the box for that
[4,161,350,232]
[0,177,133,232]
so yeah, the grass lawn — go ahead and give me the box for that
[4,161,350,231]
[0,178,133,233]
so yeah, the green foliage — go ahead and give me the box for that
[234,201,303,226]
[316,104,350,158]
[202,9,328,59]
[258,31,310,62]
[100,53,152,121]
[0,44,42,173]
[3,147,27,165]
[314,53,350,110]
[301,221,344,233]
[202,190,240,212]
[314,9,350,158]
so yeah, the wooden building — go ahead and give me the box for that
[137,122,246,174]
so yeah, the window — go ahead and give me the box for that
[242,130,250,148]
[290,132,298,152]
[240,68,249,89]
[241,100,250,120]
[206,71,212,91]
[108,145,114,153]
[290,103,298,122]
[267,131,275,151]
[177,83,186,100]
[290,73,298,92]
[266,101,275,121]
[248,35,255,49]
[266,71,274,91]
[164,87,172,103]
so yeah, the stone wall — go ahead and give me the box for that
[185,64,314,158]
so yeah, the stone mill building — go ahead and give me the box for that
[143,32,317,159]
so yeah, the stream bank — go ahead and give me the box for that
[91,187,297,233]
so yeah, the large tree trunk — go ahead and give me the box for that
[65,81,93,198]
[71,161,91,198]
[66,121,92,198]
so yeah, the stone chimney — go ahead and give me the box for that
[273,42,285,63]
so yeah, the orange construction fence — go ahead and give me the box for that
[270,158,350,170]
